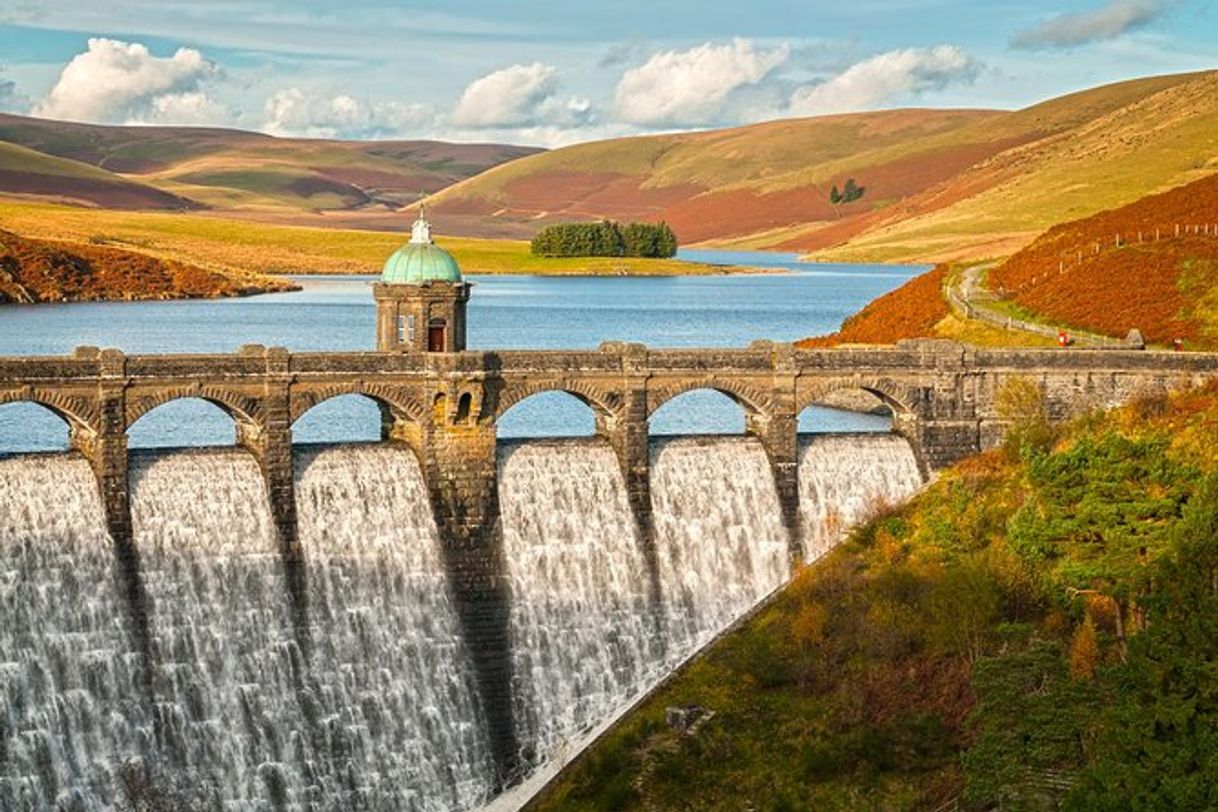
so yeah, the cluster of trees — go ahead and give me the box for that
[530,220,678,258]
[829,178,866,215]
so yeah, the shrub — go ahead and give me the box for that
[530,220,677,258]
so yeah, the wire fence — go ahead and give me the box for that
[1000,223,1218,296]
[947,265,1133,349]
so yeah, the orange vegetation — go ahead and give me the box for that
[798,264,949,347]
[990,173,1218,347]
[0,229,294,303]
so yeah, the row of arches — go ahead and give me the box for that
[0,386,901,453]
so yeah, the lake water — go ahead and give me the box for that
[0,250,925,450]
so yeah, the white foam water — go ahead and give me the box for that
[498,440,662,770]
[130,448,312,808]
[649,437,792,658]
[797,434,924,561]
[0,454,149,810]
[294,444,495,811]
[0,431,928,811]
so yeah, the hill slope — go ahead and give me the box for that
[533,382,1218,810]
[0,141,197,210]
[0,113,539,223]
[989,173,1218,347]
[426,71,1218,261]
[0,228,293,302]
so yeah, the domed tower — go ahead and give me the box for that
[373,208,471,352]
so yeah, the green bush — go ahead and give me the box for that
[530,221,677,258]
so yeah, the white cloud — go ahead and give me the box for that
[788,45,979,116]
[613,39,789,127]
[450,63,578,128]
[34,38,223,125]
[262,87,434,138]
[1013,0,1174,49]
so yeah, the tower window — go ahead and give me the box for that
[397,315,406,343]
[408,315,417,342]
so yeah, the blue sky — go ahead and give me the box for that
[0,0,1214,145]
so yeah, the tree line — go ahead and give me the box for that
[530,220,678,258]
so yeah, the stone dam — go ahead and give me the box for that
[1,338,1215,809]
[4,213,1218,809]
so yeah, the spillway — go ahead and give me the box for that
[0,431,926,810]
[498,440,662,769]
[294,444,495,810]
[0,454,149,810]
[797,434,925,560]
[650,437,793,655]
[129,448,312,808]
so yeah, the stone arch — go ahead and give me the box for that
[0,387,98,437]
[289,381,425,427]
[125,384,262,433]
[795,376,918,419]
[646,377,772,421]
[493,378,621,425]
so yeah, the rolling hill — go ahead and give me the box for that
[988,173,1218,347]
[0,113,539,223]
[0,140,197,210]
[424,71,1218,262]
[797,173,1218,351]
[0,228,292,303]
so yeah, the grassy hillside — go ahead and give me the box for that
[989,173,1218,348]
[0,228,292,303]
[0,141,196,210]
[0,113,538,220]
[533,381,1218,810]
[796,264,1055,349]
[0,199,739,279]
[426,71,1218,262]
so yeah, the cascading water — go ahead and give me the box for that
[0,454,150,810]
[293,444,495,811]
[0,431,928,811]
[498,440,662,769]
[129,448,313,808]
[797,434,924,561]
[650,437,792,657]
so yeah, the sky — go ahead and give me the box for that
[0,0,1214,146]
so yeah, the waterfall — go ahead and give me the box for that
[498,440,662,769]
[294,444,495,811]
[129,448,313,808]
[0,454,149,810]
[650,437,792,658]
[0,433,928,811]
[797,434,924,561]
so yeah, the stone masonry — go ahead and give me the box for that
[3,338,1218,781]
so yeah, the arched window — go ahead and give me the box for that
[455,392,472,423]
[798,389,894,434]
[497,391,596,439]
[649,389,746,435]
[0,402,72,453]
[293,394,385,445]
[127,398,238,448]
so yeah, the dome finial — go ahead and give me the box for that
[410,203,432,245]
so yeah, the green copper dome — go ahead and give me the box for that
[380,210,463,284]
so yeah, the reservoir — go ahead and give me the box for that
[0,252,924,449]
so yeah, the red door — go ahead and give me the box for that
[428,325,446,352]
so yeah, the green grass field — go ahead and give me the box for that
[0,198,742,277]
